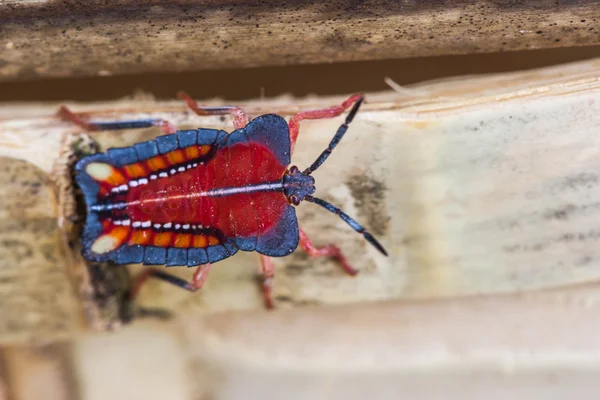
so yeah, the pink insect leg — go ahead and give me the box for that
[128,263,213,302]
[257,229,358,309]
[298,228,358,276]
[59,91,252,134]
[177,92,249,130]
[259,255,276,309]
[57,106,177,135]
[287,93,364,154]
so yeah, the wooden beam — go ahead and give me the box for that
[2,52,600,400]
[74,284,600,399]
[6,284,600,399]
[1,58,600,323]
[1,1,600,81]
[0,344,76,400]
[0,157,85,344]
[5,284,600,399]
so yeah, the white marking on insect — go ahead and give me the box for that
[91,235,120,254]
[112,181,284,210]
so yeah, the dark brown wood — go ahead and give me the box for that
[1,0,599,82]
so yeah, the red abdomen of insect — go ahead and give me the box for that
[125,142,287,238]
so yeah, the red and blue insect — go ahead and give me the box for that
[59,93,387,308]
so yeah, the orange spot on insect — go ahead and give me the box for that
[192,235,208,248]
[166,149,185,165]
[184,146,200,160]
[208,236,219,246]
[107,170,126,186]
[146,155,168,171]
[107,172,126,186]
[111,226,131,242]
[129,229,152,245]
[124,163,147,178]
[199,145,212,156]
[173,233,192,248]
[152,232,173,247]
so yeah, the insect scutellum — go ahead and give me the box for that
[282,98,388,256]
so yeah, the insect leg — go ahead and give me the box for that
[177,91,249,130]
[298,228,358,276]
[287,93,364,154]
[128,264,213,300]
[259,255,276,309]
[57,106,177,134]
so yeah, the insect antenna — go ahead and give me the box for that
[303,97,364,175]
[304,195,388,256]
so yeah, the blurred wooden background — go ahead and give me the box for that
[2,0,600,82]
[2,1,600,399]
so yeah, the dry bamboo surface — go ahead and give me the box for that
[5,285,600,400]
[0,157,84,344]
[1,58,600,398]
[2,58,600,330]
[1,0,600,81]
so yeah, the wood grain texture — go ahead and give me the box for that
[1,58,600,323]
[1,57,600,400]
[0,158,84,345]
[72,284,600,400]
[1,0,600,81]
[4,282,600,400]
[0,344,77,400]
[182,284,600,400]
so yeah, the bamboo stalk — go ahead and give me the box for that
[1,1,600,81]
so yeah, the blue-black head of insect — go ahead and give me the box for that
[282,97,388,257]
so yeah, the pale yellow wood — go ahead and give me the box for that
[73,326,189,400]
[1,59,600,319]
[0,158,84,344]
[1,345,75,400]
[71,284,600,400]
[1,57,600,399]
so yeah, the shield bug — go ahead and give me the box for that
[59,93,387,309]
